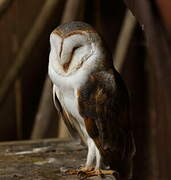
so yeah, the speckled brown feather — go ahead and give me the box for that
[78,68,135,179]
[52,21,96,38]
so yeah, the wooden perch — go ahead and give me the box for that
[0,138,116,180]
[0,0,62,106]
[31,0,86,139]
[113,9,136,72]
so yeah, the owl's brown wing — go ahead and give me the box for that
[78,69,135,178]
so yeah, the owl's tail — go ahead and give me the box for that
[112,132,136,180]
[102,132,136,180]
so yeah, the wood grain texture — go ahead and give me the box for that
[0,138,116,180]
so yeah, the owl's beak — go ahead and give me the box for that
[63,61,71,72]
[59,50,73,72]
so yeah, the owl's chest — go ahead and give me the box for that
[56,86,81,122]
[62,89,76,114]
[51,68,87,118]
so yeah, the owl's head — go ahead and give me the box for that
[49,21,110,76]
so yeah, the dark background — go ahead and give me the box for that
[0,0,171,179]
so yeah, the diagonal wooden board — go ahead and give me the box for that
[0,138,116,180]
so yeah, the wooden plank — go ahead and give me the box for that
[0,138,116,180]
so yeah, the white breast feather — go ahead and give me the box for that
[50,64,90,141]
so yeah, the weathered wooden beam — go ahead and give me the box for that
[113,9,136,72]
[0,0,62,106]
[15,79,23,139]
[0,138,116,180]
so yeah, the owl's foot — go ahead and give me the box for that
[87,169,119,178]
[66,166,94,175]
[80,166,94,172]
[67,167,119,179]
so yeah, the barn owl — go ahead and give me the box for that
[48,21,135,179]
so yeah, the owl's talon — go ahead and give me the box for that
[66,169,78,175]
[87,169,119,178]
[79,166,94,172]
[66,167,94,176]
[78,166,94,177]
[78,170,86,176]
[66,168,119,179]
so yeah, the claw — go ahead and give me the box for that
[78,170,87,176]
[87,169,119,178]
[66,166,94,176]
[79,166,94,172]
[66,167,119,179]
